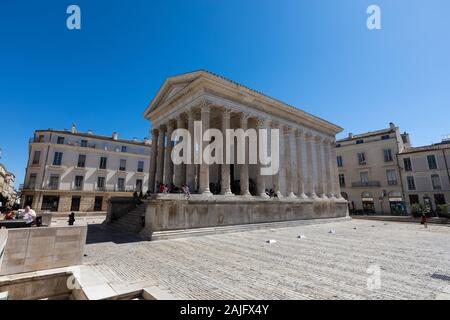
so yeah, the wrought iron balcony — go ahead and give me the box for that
[351,181,381,188]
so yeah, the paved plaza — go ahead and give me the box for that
[83,220,450,300]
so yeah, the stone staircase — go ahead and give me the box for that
[106,203,146,234]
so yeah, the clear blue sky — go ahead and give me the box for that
[1,0,449,187]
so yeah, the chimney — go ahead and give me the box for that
[144,137,151,145]
[348,133,353,139]
[112,132,118,140]
[87,130,93,135]
[389,122,396,129]
[71,123,77,134]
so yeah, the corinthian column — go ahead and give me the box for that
[284,127,295,198]
[305,133,316,198]
[199,102,212,195]
[315,136,325,198]
[163,122,175,186]
[221,109,233,195]
[323,138,333,198]
[186,109,195,191]
[256,119,269,198]
[239,113,251,196]
[272,122,282,197]
[174,117,185,187]
[148,128,159,193]
[155,125,166,191]
[295,130,307,198]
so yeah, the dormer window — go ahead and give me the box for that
[356,139,364,144]
[121,146,127,153]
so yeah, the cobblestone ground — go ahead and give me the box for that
[84,220,450,300]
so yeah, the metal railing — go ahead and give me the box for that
[351,181,381,188]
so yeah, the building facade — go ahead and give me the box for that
[0,164,17,209]
[21,127,151,213]
[336,123,410,214]
[398,140,450,214]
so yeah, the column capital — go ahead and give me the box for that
[295,128,304,137]
[200,99,212,113]
[223,109,232,119]
[151,128,159,136]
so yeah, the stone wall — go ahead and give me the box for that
[0,225,87,276]
[105,196,137,223]
[140,196,349,239]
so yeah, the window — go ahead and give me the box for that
[336,156,343,168]
[80,140,88,148]
[356,139,364,144]
[431,174,441,190]
[53,152,63,166]
[360,172,369,184]
[136,179,143,192]
[77,154,86,168]
[94,197,103,211]
[357,153,366,165]
[137,161,144,172]
[427,155,437,170]
[121,146,127,153]
[383,149,393,162]
[335,143,341,148]
[434,194,446,206]
[74,176,84,190]
[57,136,65,145]
[28,174,37,189]
[117,178,125,192]
[386,169,397,185]
[70,196,81,212]
[409,195,419,205]
[99,157,107,170]
[32,151,41,165]
[403,158,412,171]
[97,177,106,190]
[49,175,59,190]
[381,135,390,140]
[407,176,416,190]
[119,159,126,171]
[339,174,346,188]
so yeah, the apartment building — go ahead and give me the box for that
[336,123,410,215]
[21,126,151,212]
[398,139,450,213]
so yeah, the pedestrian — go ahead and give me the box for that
[68,212,76,226]
[421,213,428,228]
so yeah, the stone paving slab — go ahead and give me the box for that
[83,220,450,300]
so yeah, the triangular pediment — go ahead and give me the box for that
[144,71,205,117]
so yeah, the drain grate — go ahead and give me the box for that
[431,273,450,282]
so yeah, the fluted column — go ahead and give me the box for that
[305,133,316,198]
[186,109,195,191]
[221,110,233,195]
[272,123,282,197]
[315,136,325,198]
[284,127,295,198]
[323,139,333,198]
[155,125,166,190]
[295,130,307,198]
[256,119,269,197]
[240,113,251,196]
[174,117,185,187]
[148,128,159,193]
[199,102,212,195]
[163,122,175,185]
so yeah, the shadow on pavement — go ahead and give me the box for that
[85,224,143,245]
